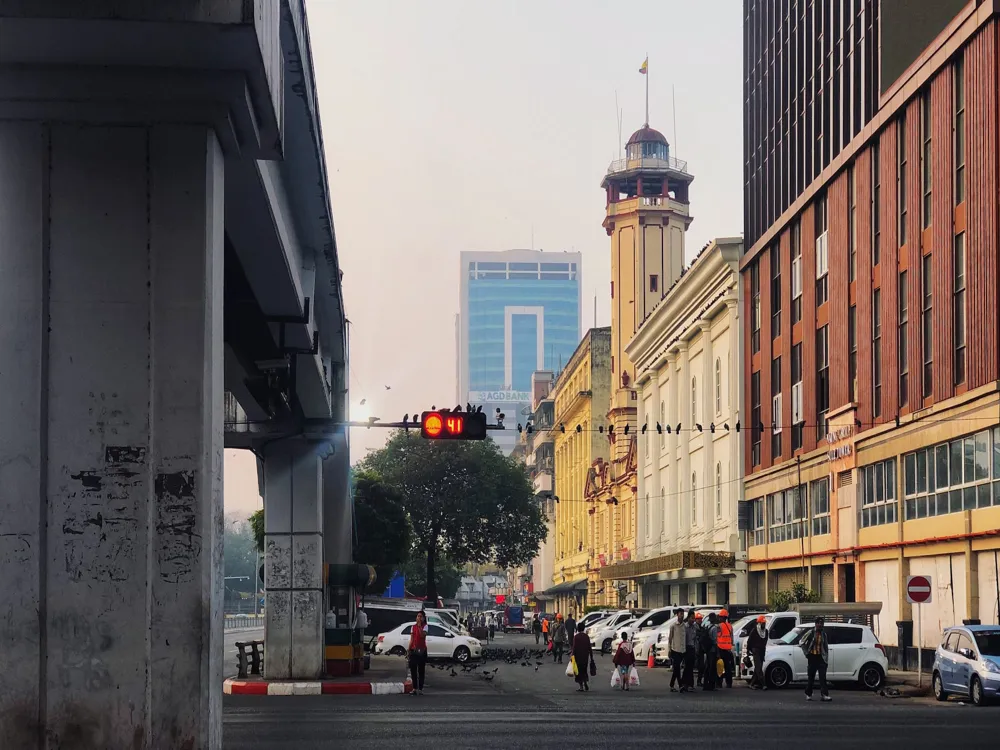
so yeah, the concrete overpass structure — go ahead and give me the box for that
[0,2,350,747]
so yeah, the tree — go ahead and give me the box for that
[768,581,820,612]
[223,517,257,598]
[249,509,264,552]
[359,431,546,603]
[352,468,412,592]
[400,554,463,600]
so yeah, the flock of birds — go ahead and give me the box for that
[414,647,565,683]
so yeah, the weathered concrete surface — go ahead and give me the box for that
[263,441,324,680]
[323,433,351,567]
[0,122,224,748]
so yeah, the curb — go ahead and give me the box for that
[223,678,412,696]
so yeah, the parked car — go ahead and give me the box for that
[647,606,725,664]
[578,610,616,630]
[932,625,1000,706]
[733,611,801,680]
[375,622,482,663]
[586,610,642,648]
[592,618,638,653]
[761,623,887,690]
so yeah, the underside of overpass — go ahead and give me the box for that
[0,2,352,748]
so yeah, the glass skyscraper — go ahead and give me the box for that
[457,250,581,453]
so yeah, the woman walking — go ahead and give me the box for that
[408,611,429,696]
[612,631,636,691]
[572,622,594,692]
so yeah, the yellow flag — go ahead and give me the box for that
[639,58,648,75]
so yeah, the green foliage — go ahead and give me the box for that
[768,581,821,612]
[249,509,264,552]
[400,553,463,600]
[224,517,258,597]
[359,431,546,602]
[352,468,412,592]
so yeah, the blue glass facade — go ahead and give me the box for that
[465,259,580,393]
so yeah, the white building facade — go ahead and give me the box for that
[626,237,747,608]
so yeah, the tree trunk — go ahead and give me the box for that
[425,544,438,606]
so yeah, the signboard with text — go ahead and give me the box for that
[469,390,531,403]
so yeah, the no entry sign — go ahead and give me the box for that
[906,575,933,604]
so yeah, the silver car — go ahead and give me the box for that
[932,625,1000,706]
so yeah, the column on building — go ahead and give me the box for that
[700,321,715,541]
[677,341,692,541]
[263,441,325,679]
[725,296,741,527]
[665,351,680,541]
[648,373,662,552]
[0,123,225,747]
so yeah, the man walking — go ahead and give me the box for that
[694,612,706,685]
[702,612,719,691]
[551,614,568,664]
[800,617,832,702]
[532,614,542,644]
[682,609,698,691]
[716,609,735,688]
[666,609,686,692]
[565,612,577,643]
[541,615,550,645]
[746,615,770,690]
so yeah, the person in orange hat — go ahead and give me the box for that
[550,613,568,664]
[716,609,735,688]
[746,614,770,690]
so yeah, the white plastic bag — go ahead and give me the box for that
[628,665,640,687]
[565,660,575,677]
[611,669,623,689]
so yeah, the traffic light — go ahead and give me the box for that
[420,410,488,440]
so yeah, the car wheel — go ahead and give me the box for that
[454,646,471,663]
[389,646,406,657]
[970,676,985,706]
[766,662,791,689]
[602,638,612,653]
[933,672,948,701]
[859,663,885,690]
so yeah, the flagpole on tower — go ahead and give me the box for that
[644,52,649,126]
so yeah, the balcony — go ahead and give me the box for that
[598,550,736,580]
[607,155,689,176]
[533,472,553,495]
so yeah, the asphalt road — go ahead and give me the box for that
[224,633,998,749]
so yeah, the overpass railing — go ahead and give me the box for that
[224,614,265,631]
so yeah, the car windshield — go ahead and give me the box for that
[780,626,809,645]
[973,631,1000,657]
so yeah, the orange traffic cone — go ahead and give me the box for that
[647,649,655,669]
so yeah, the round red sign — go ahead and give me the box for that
[907,575,932,604]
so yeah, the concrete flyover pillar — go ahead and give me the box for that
[263,440,325,679]
[0,123,225,748]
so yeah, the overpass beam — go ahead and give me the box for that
[0,122,225,748]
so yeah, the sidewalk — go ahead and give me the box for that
[224,658,412,696]
[884,669,931,697]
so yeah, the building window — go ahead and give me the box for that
[815,193,829,305]
[691,377,697,425]
[873,289,882,417]
[861,458,898,527]
[751,261,761,354]
[954,233,966,385]
[899,271,909,407]
[768,487,806,543]
[660,401,666,449]
[791,343,803,451]
[771,356,782,459]
[873,137,881,265]
[848,163,857,282]
[691,473,698,526]
[816,326,830,438]
[715,358,722,414]
[922,253,933,398]
[650,275,658,293]
[751,498,766,547]
[771,244,781,338]
[715,463,723,518]
[751,371,761,467]
[954,54,966,205]
[898,113,907,246]
[903,428,1000,519]
[921,89,932,229]
[791,220,803,323]
[811,478,831,536]
[848,305,858,401]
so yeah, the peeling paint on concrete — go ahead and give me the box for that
[154,470,201,584]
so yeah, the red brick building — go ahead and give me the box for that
[741,1,1000,649]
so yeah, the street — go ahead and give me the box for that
[223,634,998,749]
[224,627,264,679]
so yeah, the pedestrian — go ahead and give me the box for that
[541,615,550,645]
[612,631,636,691]
[565,612,577,642]
[488,616,496,643]
[408,611,429,696]
[682,609,698,691]
[572,622,593,692]
[746,615,770,690]
[694,612,705,685]
[666,608,686,692]
[532,614,542,644]
[551,614,568,664]
[800,617,832,702]
[702,612,719,691]
[716,609,735,688]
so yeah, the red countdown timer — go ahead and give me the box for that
[420,410,488,440]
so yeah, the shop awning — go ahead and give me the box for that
[543,578,588,595]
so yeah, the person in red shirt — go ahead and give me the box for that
[612,632,636,691]
[408,611,429,695]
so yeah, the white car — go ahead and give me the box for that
[578,610,616,630]
[375,622,482,663]
[592,618,638,653]
[733,612,798,680]
[761,623,887,690]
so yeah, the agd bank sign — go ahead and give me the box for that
[468,390,531,404]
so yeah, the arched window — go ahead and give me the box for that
[691,377,698,424]
[715,358,723,413]
[716,463,723,518]
[691,473,698,525]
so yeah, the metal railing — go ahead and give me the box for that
[606,155,689,175]
[224,614,265,631]
[235,640,264,678]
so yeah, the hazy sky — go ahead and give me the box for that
[227,0,744,504]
